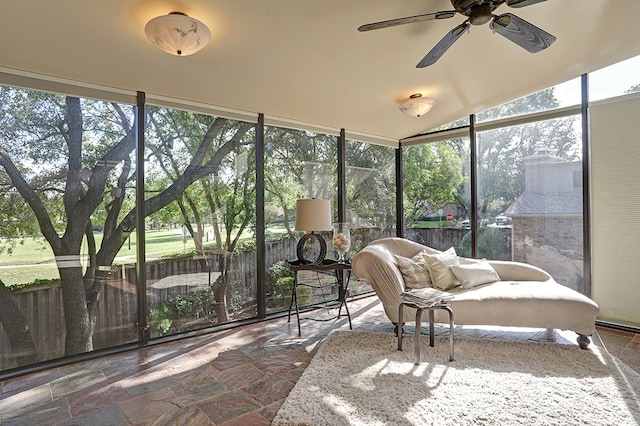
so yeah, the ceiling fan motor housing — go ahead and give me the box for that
[452,0,501,24]
[469,4,493,25]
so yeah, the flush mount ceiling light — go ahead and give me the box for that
[399,93,435,117]
[145,12,211,56]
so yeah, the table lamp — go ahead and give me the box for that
[294,198,332,264]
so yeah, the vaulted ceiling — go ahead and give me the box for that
[1,0,640,145]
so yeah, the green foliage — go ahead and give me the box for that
[159,250,197,260]
[296,284,312,303]
[477,87,561,121]
[403,142,465,225]
[625,83,640,95]
[267,260,294,282]
[228,289,243,314]
[148,288,214,335]
[149,304,174,335]
[474,88,578,219]
[458,226,509,259]
[264,229,291,243]
[345,142,397,228]
[234,239,256,255]
[7,278,60,291]
[273,277,294,299]
[272,276,312,304]
[174,290,212,317]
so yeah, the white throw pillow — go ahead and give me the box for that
[423,247,460,290]
[450,260,501,289]
[394,249,433,289]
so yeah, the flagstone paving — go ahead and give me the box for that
[0,296,638,425]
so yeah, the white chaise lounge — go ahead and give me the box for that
[351,237,600,349]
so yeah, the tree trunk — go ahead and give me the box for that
[0,281,38,366]
[213,253,230,323]
[59,266,93,355]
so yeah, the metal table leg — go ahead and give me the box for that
[397,301,455,364]
[286,270,301,336]
[415,307,423,365]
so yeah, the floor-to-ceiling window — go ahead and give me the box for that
[345,140,396,295]
[403,80,585,292]
[475,81,583,280]
[476,114,584,290]
[0,86,138,370]
[143,106,257,338]
[263,126,337,314]
[402,137,470,252]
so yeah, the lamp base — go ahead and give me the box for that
[296,232,327,264]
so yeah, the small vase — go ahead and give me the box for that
[332,223,351,263]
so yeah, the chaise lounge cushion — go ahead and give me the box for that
[422,247,461,290]
[394,249,433,289]
[450,260,500,289]
[352,237,599,339]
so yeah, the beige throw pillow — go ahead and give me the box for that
[394,249,433,289]
[423,247,461,290]
[451,260,501,289]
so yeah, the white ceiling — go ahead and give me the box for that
[1,0,640,145]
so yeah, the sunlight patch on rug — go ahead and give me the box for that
[273,330,640,425]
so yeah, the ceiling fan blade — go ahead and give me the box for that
[358,10,456,32]
[490,13,556,53]
[506,0,548,8]
[416,22,470,68]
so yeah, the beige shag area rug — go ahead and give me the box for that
[273,330,640,426]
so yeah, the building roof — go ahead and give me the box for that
[505,190,582,216]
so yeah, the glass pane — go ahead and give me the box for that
[263,127,337,314]
[424,116,470,131]
[346,140,396,295]
[476,115,584,291]
[590,54,640,102]
[144,106,257,338]
[0,86,137,371]
[402,138,471,252]
[477,80,581,122]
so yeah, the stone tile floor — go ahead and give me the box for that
[0,295,638,425]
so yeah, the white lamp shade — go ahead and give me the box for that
[399,94,435,117]
[145,13,211,56]
[295,199,332,231]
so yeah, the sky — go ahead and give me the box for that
[554,54,640,106]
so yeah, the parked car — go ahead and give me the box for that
[495,213,509,225]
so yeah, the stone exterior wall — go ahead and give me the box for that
[512,216,583,261]
[512,215,584,292]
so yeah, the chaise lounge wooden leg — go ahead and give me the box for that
[577,334,590,349]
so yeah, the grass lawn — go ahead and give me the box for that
[0,226,279,287]
[410,220,453,228]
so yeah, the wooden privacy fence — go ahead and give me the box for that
[1,227,483,371]
[0,237,304,370]
[0,278,139,371]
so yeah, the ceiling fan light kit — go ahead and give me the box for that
[145,12,211,56]
[359,0,556,68]
[399,94,435,117]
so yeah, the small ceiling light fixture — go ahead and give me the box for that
[399,93,435,117]
[145,12,211,56]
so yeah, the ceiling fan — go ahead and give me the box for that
[358,0,556,68]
